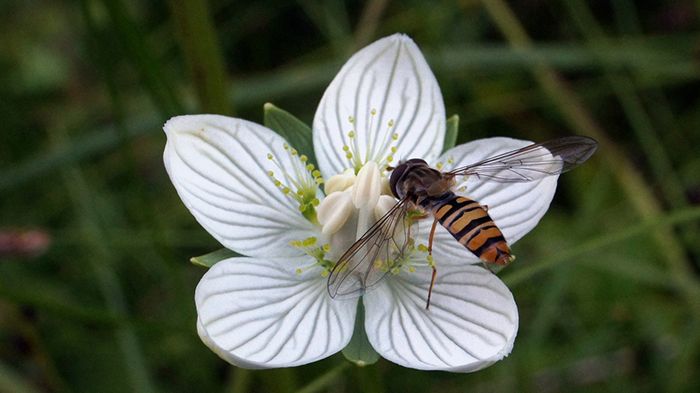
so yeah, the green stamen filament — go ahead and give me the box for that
[340,109,401,172]
[266,147,324,224]
[290,237,334,276]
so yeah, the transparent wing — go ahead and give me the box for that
[327,198,412,299]
[448,136,598,182]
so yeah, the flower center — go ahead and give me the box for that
[286,108,431,279]
[293,161,429,278]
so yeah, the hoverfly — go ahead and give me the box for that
[327,136,598,308]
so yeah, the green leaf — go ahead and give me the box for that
[190,248,239,268]
[264,103,317,167]
[342,302,380,366]
[442,114,459,153]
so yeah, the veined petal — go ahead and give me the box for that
[313,33,445,178]
[363,264,518,371]
[164,115,320,258]
[196,256,357,368]
[425,137,558,264]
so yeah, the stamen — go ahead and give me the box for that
[318,107,431,277]
[365,108,377,161]
[339,109,401,172]
[347,130,363,171]
[266,147,324,223]
[290,237,334,276]
[317,190,354,235]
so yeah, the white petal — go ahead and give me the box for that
[313,34,445,178]
[425,137,558,264]
[363,264,518,371]
[164,115,321,257]
[196,256,357,368]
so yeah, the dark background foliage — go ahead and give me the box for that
[1,0,699,392]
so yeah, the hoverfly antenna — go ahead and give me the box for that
[386,154,407,172]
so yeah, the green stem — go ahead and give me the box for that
[226,368,251,393]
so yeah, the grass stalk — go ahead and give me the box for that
[169,0,231,114]
[504,206,700,286]
[49,128,157,393]
[480,0,700,311]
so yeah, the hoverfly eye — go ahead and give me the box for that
[389,163,408,198]
[406,158,427,165]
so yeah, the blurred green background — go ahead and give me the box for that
[1,0,700,392]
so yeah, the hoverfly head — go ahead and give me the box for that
[389,158,428,198]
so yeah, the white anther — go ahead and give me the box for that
[380,175,392,196]
[374,195,398,221]
[352,161,381,209]
[324,168,356,195]
[317,191,354,235]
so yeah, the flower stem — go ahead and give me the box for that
[295,362,351,393]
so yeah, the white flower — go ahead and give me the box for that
[163,34,558,371]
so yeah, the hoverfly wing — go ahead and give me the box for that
[448,136,598,182]
[327,198,412,299]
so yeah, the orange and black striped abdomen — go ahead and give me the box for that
[432,193,513,265]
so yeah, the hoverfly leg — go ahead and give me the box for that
[426,217,439,310]
[428,217,438,254]
[426,267,437,310]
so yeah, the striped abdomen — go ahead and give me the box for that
[430,193,513,265]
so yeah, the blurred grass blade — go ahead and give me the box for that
[169,0,230,114]
[99,0,182,116]
[263,103,317,167]
[50,127,157,393]
[0,361,41,393]
[4,38,700,193]
[191,248,239,268]
[481,0,700,314]
[295,362,351,393]
[443,115,459,153]
[0,115,158,193]
[342,302,380,366]
[504,206,700,286]
[562,0,699,253]
[298,0,353,56]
